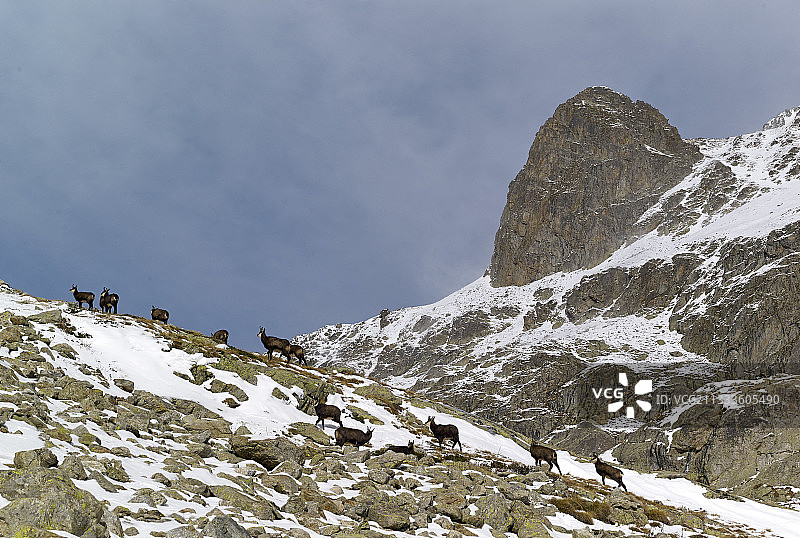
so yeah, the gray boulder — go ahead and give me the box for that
[26,309,63,324]
[14,448,58,469]
[0,326,22,345]
[0,467,122,537]
[202,515,251,538]
[432,488,468,522]
[114,378,135,393]
[229,435,305,470]
[473,493,512,532]
[51,343,78,360]
[288,421,331,445]
[511,501,551,538]
[208,485,282,520]
[60,454,88,480]
[166,526,202,538]
[366,499,411,531]
[272,459,303,480]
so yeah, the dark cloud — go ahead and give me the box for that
[1,1,798,350]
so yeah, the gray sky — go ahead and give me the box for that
[1,1,798,352]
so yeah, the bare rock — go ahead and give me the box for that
[14,448,58,469]
[490,86,701,286]
[26,310,63,324]
[114,378,135,393]
[229,435,305,471]
[202,515,251,538]
[473,493,512,532]
[366,499,411,531]
[0,467,122,537]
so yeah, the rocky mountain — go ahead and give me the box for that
[6,280,798,537]
[490,87,701,286]
[298,88,800,509]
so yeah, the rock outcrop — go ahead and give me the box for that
[0,467,122,537]
[490,86,701,287]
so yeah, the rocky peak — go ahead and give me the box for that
[762,105,800,131]
[489,86,701,287]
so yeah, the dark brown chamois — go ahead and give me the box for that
[257,327,291,362]
[386,440,415,455]
[99,287,119,314]
[591,453,627,491]
[314,401,343,429]
[334,426,373,447]
[70,285,95,310]
[151,306,169,324]
[425,416,462,451]
[212,329,229,344]
[288,343,307,366]
[529,440,561,474]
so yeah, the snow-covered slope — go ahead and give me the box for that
[301,103,800,381]
[2,281,800,537]
[303,104,800,383]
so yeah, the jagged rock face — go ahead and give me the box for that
[671,223,800,375]
[490,87,701,287]
[611,376,800,506]
[563,220,800,374]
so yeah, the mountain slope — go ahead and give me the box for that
[298,90,800,508]
[2,280,800,537]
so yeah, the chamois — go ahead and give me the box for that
[334,426,373,447]
[99,287,119,314]
[314,401,343,429]
[212,329,229,344]
[529,440,562,474]
[257,327,291,362]
[386,440,415,455]
[591,453,627,491]
[288,343,307,366]
[425,416,462,451]
[151,306,169,324]
[70,285,95,310]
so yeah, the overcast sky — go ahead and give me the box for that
[1,2,798,352]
